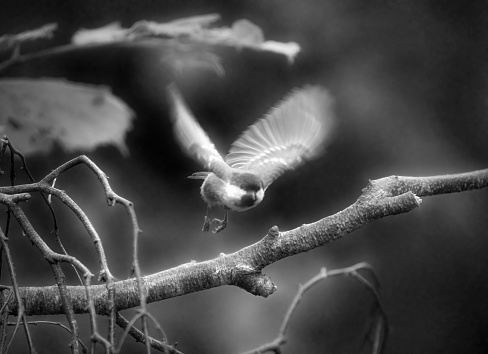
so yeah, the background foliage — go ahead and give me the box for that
[1,1,488,353]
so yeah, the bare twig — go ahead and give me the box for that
[6,321,88,352]
[0,164,116,353]
[115,195,151,353]
[0,155,170,351]
[53,229,84,285]
[39,155,125,283]
[83,275,112,354]
[50,262,81,354]
[1,198,93,277]
[0,289,13,321]
[40,155,138,346]
[0,155,173,351]
[0,291,12,352]
[0,137,86,289]
[116,309,170,353]
[240,263,387,354]
[352,268,387,354]
[0,43,91,73]
[0,136,58,232]
[115,311,147,353]
[0,197,94,354]
[0,158,115,283]
[0,228,36,354]
[115,313,179,354]
[0,138,80,294]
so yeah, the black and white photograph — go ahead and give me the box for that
[0,1,487,353]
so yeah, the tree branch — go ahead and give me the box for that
[2,168,487,316]
[239,263,387,354]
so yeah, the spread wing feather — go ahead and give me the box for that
[225,86,334,188]
[167,84,231,180]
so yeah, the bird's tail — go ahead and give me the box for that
[188,172,210,180]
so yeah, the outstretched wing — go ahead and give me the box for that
[167,84,231,180]
[225,86,334,188]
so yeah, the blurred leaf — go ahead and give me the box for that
[0,78,134,156]
[230,19,264,45]
[130,14,222,38]
[260,41,301,63]
[0,23,58,51]
[71,14,301,62]
[71,22,127,45]
[159,41,225,76]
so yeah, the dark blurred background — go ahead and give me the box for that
[1,1,488,353]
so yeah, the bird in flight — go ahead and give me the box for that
[167,84,335,233]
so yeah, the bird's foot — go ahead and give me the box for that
[211,217,227,233]
[202,216,211,232]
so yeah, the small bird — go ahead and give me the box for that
[168,84,335,233]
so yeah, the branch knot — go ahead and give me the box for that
[234,273,277,297]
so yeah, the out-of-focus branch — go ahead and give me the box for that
[2,168,487,316]
[0,23,58,72]
[0,23,57,48]
[239,263,387,354]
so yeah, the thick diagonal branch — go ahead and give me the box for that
[3,168,488,316]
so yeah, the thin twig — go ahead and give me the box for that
[0,228,37,354]
[0,137,59,232]
[0,291,12,352]
[50,262,81,354]
[0,155,163,352]
[5,314,24,353]
[0,177,115,283]
[2,199,93,277]
[6,321,88,353]
[4,155,165,350]
[83,275,112,354]
[39,156,120,283]
[116,312,179,353]
[115,313,180,354]
[0,135,83,290]
[115,311,145,353]
[1,197,95,354]
[0,137,86,294]
[0,42,81,73]
[0,138,84,290]
[39,156,127,345]
[0,288,13,318]
[240,263,386,354]
[144,311,168,345]
[54,229,84,285]
[123,197,151,353]
[0,155,169,351]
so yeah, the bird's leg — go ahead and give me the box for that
[211,209,228,233]
[202,206,211,232]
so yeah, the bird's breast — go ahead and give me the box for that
[200,175,264,211]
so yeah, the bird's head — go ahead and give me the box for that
[229,172,265,210]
